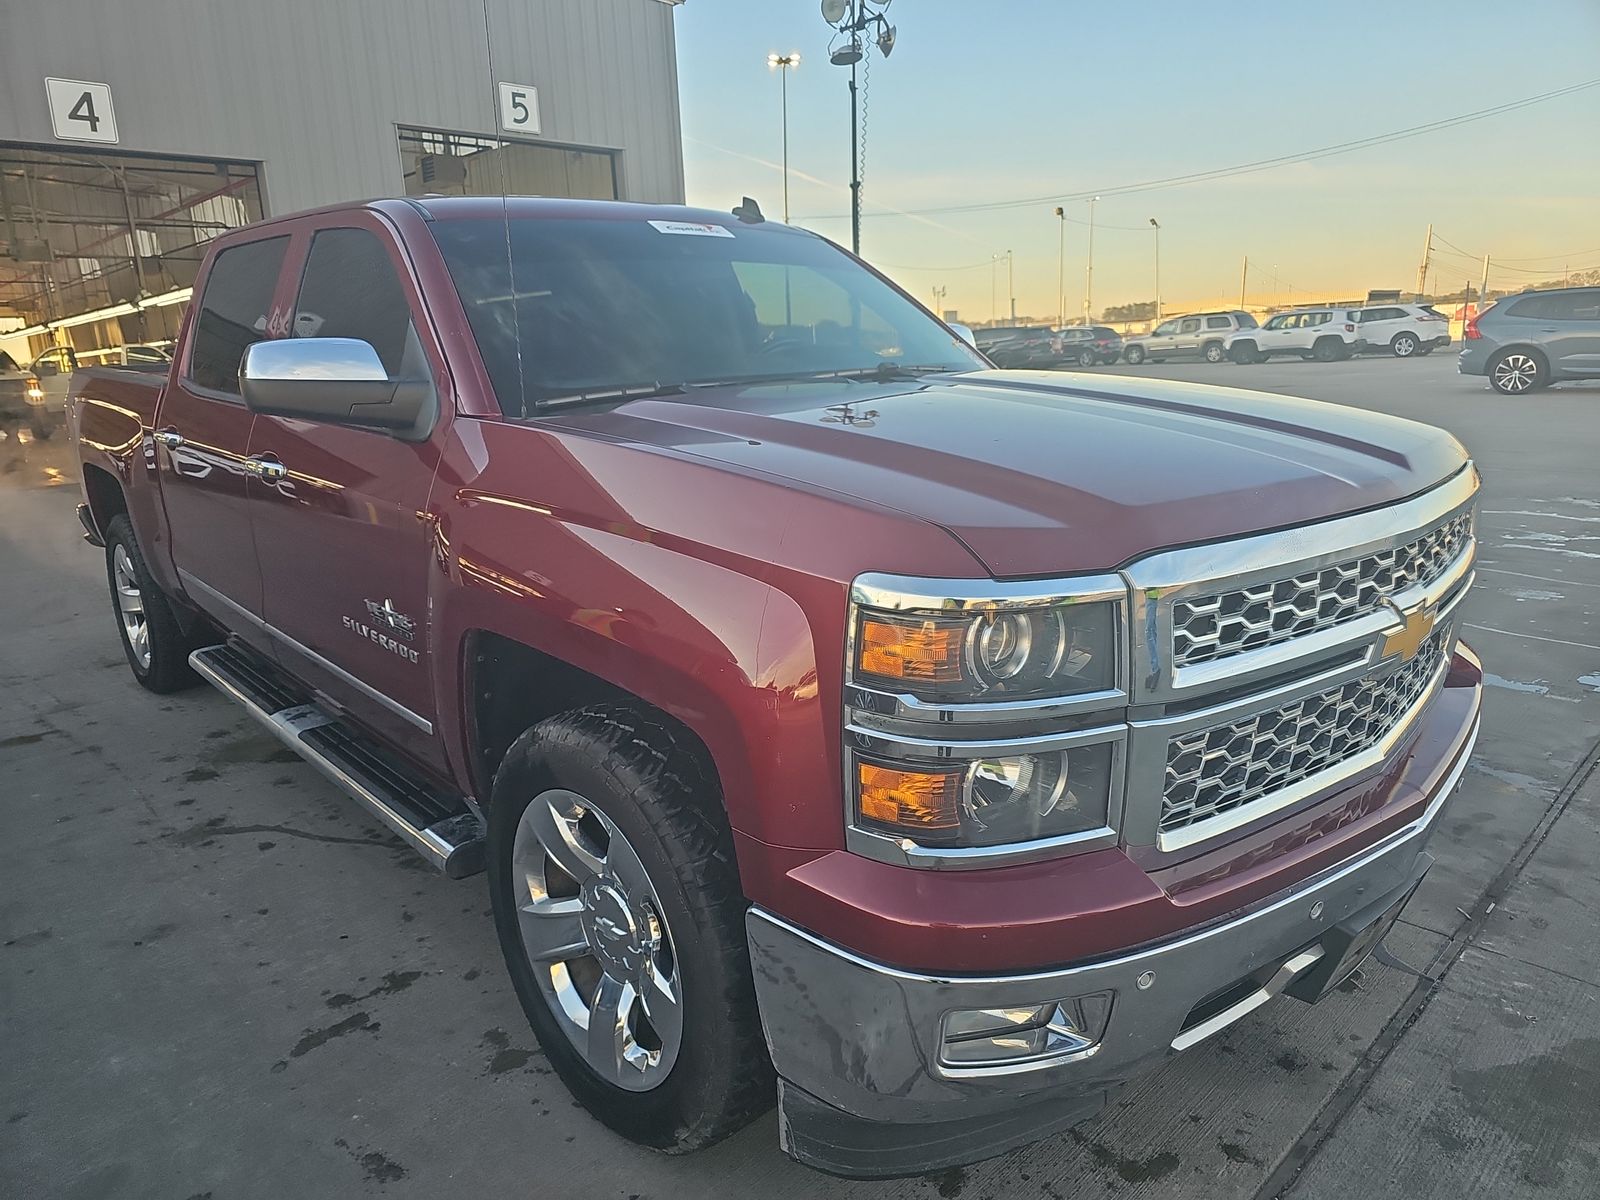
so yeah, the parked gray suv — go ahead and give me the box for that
[1123,310,1258,364]
[1459,286,1600,394]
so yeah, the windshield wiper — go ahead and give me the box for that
[534,382,690,411]
[784,363,961,384]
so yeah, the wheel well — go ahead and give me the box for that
[464,631,720,807]
[1492,344,1548,368]
[82,464,127,535]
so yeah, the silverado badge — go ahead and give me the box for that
[364,598,417,641]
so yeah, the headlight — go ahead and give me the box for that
[845,573,1128,866]
[854,743,1116,847]
[853,595,1119,703]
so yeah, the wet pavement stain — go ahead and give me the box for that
[927,1165,966,1196]
[1071,1131,1181,1183]
[326,969,424,1008]
[0,731,56,747]
[1219,1140,1262,1166]
[289,1011,379,1059]
[334,1138,407,1186]
[182,767,219,783]
[1451,1036,1600,1188]
[4,929,52,948]
[167,815,390,849]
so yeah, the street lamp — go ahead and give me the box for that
[1149,218,1161,324]
[1083,195,1100,323]
[766,53,800,223]
[821,0,897,255]
[1054,206,1066,329]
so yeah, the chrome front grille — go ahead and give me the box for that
[1160,626,1450,836]
[1171,512,1472,669]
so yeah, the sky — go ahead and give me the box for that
[673,0,1600,324]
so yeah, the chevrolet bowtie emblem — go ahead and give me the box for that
[1381,603,1436,662]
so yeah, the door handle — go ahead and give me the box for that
[247,455,289,483]
[155,429,183,450]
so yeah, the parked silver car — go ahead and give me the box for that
[1458,287,1600,394]
[1123,310,1258,364]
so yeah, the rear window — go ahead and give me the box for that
[189,236,289,394]
[1233,312,1258,329]
[1092,327,1119,339]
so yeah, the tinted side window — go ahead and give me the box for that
[1205,316,1231,330]
[190,236,289,393]
[294,228,417,375]
[1513,291,1600,321]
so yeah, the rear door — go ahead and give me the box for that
[158,234,293,639]
[247,214,450,759]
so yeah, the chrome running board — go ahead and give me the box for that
[189,643,484,878]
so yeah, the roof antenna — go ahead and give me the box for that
[732,196,765,224]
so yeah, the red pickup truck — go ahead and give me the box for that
[69,196,1483,1178]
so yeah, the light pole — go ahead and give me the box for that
[1054,206,1066,328]
[1083,195,1100,323]
[1007,249,1015,322]
[1149,218,1161,324]
[821,0,897,256]
[767,53,800,223]
[990,254,1001,322]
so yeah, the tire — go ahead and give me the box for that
[1203,341,1226,364]
[1230,342,1260,364]
[1313,338,1343,363]
[1391,332,1419,358]
[487,703,772,1153]
[1489,350,1547,395]
[1077,348,1097,368]
[103,515,202,693]
[1124,345,1146,365]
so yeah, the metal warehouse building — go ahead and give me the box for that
[0,0,684,362]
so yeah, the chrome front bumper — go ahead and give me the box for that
[748,704,1478,1178]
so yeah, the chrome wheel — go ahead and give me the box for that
[1492,353,1540,394]
[511,788,682,1091]
[1392,333,1417,358]
[113,544,151,671]
[1204,343,1225,363]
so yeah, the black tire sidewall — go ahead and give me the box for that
[103,515,197,692]
[486,719,763,1149]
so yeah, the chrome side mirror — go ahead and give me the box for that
[241,338,434,439]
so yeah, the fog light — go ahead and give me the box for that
[940,992,1112,1069]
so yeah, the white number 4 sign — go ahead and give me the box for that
[497,82,541,135]
[46,78,119,144]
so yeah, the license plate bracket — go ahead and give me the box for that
[1286,876,1423,1004]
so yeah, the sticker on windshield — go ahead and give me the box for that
[647,220,734,238]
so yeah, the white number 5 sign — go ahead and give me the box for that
[46,78,119,144]
[497,82,541,135]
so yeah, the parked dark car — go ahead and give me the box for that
[1054,325,1123,366]
[1458,287,1600,394]
[974,325,1057,368]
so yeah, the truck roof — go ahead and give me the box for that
[230,195,776,236]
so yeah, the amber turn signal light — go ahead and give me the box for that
[857,762,962,832]
[858,616,965,685]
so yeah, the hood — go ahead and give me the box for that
[558,371,1469,579]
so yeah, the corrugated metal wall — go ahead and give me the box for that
[0,0,685,213]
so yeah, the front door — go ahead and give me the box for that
[157,233,292,647]
[247,218,449,762]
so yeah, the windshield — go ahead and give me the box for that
[429,216,983,415]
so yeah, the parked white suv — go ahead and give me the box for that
[1123,310,1258,364]
[1352,304,1450,358]
[1226,309,1365,364]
